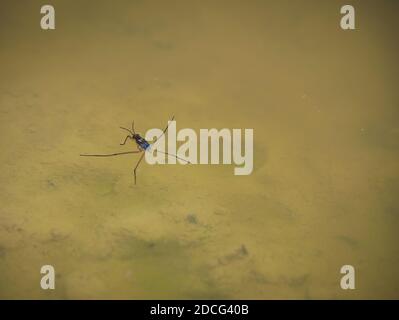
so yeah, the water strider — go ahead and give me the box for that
[80,116,190,184]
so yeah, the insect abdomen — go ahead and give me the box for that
[136,136,150,150]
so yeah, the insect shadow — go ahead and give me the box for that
[80,116,190,184]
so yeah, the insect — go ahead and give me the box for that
[80,116,190,184]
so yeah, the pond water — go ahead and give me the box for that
[0,0,398,299]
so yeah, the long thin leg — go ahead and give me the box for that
[133,152,145,185]
[120,135,130,145]
[132,121,136,134]
[151,115,175,147]
[80,150,140,157]
[156,150,190,163]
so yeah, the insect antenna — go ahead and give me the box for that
[132,121,136,134]
[120,126,133,135]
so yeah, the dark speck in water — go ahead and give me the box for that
[240,245,248,256]
[46,180,56,189]
[0,246,6,258]
[148,242,156,248]
[186,214,198,225]
[218,244,249,266]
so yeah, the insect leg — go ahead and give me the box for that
[80,150,140,157]
[133,152,145,185]
[120,135,130,145]
[151,115,175,147]
[156,150,191,163]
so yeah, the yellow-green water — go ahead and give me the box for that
[0,0,398,299]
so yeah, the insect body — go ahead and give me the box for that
[80,116,189,185]
[134,134,151,151]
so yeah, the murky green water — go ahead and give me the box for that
[0,0,398,299]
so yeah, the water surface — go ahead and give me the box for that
[0,0,398,299]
